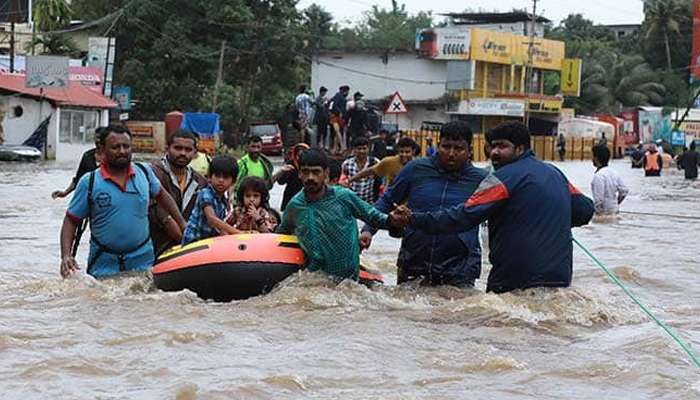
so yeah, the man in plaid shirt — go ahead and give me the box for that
[342,136,380,203]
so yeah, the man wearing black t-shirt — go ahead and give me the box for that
[51,128,104,199]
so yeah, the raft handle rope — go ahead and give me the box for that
[573,236,700,368]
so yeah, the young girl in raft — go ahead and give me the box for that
[226,176,278,233]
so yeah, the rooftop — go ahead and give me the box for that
[0,72,117,109]
[440,11,551,25]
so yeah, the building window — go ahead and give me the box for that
[59,109,100,143]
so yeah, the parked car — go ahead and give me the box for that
[246,122,283,155]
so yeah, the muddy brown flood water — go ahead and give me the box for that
[1,151,699,399]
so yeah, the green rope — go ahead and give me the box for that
[620,210,700,221]
[573,236,700,368]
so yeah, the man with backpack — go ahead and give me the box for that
[345,91,369,147]
[59,125,186,278]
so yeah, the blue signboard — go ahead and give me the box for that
[671,130,686,146]
[112,86,131,110]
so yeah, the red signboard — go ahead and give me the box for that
[692,0,700,79]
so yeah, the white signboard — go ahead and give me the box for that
[456,98,525,117]
[25,56,69,88]
[87,37,109,70]
[416,27,471,60]
[88,36,116,96]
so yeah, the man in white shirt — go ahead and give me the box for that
[591,144,629,215]
[295,85,313,143]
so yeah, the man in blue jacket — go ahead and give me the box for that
[360,121,488,287]
[393,121,594,293]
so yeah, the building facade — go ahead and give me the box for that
[310,12,567,135]
[311,49,448,131]
[0,72,116,160]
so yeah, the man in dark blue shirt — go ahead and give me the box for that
[361,121,487,287]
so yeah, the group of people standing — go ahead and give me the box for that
[56,119,598,296]
[293,84,379,156]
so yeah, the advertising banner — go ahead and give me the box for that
[560,58,582,97]
[470,28,516,65]
[456,98,525,116]
[691,0,700,80]
[638,109,672,143]
[25,56,69,88]
[112,86,131,110]
[470,28,565,70]
[416,27,471,60]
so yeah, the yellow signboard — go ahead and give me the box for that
[469,28,565,70]
[560,58,582,97]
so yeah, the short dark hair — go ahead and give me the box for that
[592,144,610,166]
[236,176,269,207]
[340,85,349,91]
[299,148,329,169]
[352,136,369,148]
[94,126,109,146]
[247,135,262,145]
[319,86,327,93]
[328,158,341,181]
[488,121,531,149]
[167,129,198,147]
[397,136,420,154]
[209,155,238,178]
[439,121,473,144]
[99,124,131,145]
[691,141,697,151]
[299,84,307,93]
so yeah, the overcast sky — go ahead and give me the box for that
[297,0,645,26]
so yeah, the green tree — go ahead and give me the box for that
[25,33,80,57]
[105,0,306,141]
[356,0,432,49]
[547,14,615,43]
[32,0,72,31]
[302,4,334,51]
[643,0,686,71]
[571,53,665,114]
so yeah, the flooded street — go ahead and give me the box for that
[1,152,699,399]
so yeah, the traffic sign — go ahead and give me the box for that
[385,92,409,114]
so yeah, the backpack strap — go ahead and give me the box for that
[71,170,96,258]
[85,163,152,274]
[134,162,151,186]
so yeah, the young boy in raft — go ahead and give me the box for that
[276,149,403,281]
[226,176,278,233]
[182,156,240,245]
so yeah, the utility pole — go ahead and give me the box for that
[10,21,15,72]
[524,0,538,128]
[9,0,16,72]
[212,40,226,112]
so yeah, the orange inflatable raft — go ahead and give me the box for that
[152,234,384,302]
